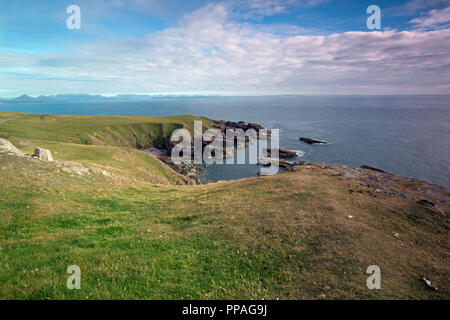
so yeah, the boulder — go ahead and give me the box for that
[0,138,24,156]
[299,137,327,144]
[34,147,54,161]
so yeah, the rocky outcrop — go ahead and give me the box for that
[299,137,327,145]
[328,164,449,215]
[208,120,273,160]
[263,148,298,159]
[248,123,264,130]
[0,138,25,156]
[34,148,54,161]
[144,120,272,184]
[213,120,270,140]
[142,120,299,184]
[361,165,386,173]
[260,158,292,168]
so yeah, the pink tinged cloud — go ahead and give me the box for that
[410,6,450,29]
[1,3,450,95]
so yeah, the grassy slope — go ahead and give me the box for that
[0,112,449,299]
[0,112,214,147]
[0,112,214,185]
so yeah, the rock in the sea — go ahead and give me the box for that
[278,159,293,168]
[34,147,54,161]
[259,158,292,168]
[299,137,327,144]
[263,148,298,159]
[0,138,25,156]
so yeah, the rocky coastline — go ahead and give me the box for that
[141,120,270,183]
[141,120,306,184]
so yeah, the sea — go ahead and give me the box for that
[1,95,449,188]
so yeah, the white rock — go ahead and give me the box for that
[62,166,89,176]
[0,138,24,156]
[34,148,54,161]
[422,278,437,291]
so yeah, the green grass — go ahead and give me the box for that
[0,112,214,148]
[0,156,287,299]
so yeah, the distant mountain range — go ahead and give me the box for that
[0,94,220,103]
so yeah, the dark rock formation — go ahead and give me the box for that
[215,120,270,136]
[299,137,327,145]
[361,165,387,173]
[144,120,271,184]
[260,158,292,168]
[263,148,298,159]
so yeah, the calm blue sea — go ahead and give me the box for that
[1,95,449,188]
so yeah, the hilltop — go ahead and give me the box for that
[0,111,448,299]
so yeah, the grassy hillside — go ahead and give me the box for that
[0,112,214,148]
[0,111,448,299]
[0,111,215,185]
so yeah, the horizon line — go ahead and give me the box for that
[2,93,450,100]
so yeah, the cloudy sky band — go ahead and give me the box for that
[0,0,449,97]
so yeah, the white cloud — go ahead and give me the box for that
[1,3,450,96]
[410,6,450,30]
[384,0,449,17]
[234,0,330,19]
[246,0,288,16]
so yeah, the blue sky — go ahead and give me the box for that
[1,0,450,97]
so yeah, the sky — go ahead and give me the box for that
[0,0,449,97]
